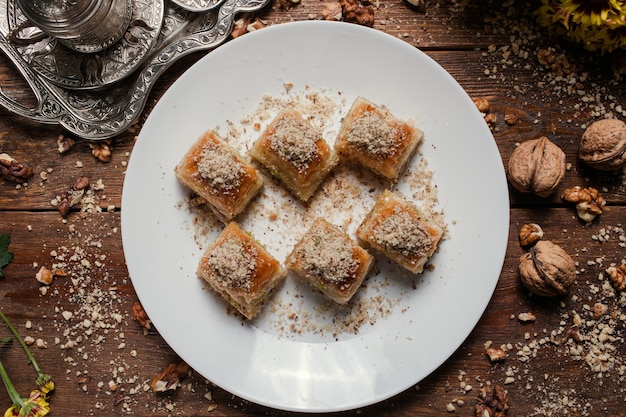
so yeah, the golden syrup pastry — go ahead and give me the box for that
[249,110,338,202]
[175,130,263,223]
[197,222,286,319]
[285,218,374,304]
[335,97,423,182]
[357,190,443,274]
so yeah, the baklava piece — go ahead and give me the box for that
[197,222,286,320]
[335,97,423,182]
[175,130,263,223]
[249,110,338,202]
[285,218,374,304]
[357,190,443,274]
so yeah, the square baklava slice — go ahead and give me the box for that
[285,218,374,304]
[175,130,263,223]
[356,190,443,274]
[249,110,338,202]
[197,222,286,320]
[335,97,423,182]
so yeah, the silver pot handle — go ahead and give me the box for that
[0,30,62,124]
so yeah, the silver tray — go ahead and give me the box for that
[0,0,270,139]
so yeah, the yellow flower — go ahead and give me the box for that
[37,380,54,396]
[3,390,50,417]
[0,312,54,417]
[536,0,626,52]
[561,0,625,26]
[536,0,573,29]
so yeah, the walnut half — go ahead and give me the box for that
[519,240,576,297]
[507,136,566,197]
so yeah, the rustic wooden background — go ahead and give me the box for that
[1,0,626,416]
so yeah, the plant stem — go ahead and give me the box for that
[0,359,26,409]
[0,310,43,377]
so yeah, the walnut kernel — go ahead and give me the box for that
[150,360,190,393]
[132,301,152,329]
[56,135,75,154]
[486,347,507,363]
[90,140,112,162]
[321,2,343,20]
[475,385,509,417]
[231,15,252,38]
[504,113,519,125]
[35,266,53,285]
[0,152,34,183]
[537,47,573,76]
[561,186,606,222]
[518,223,543,248]
[517,312,537,322]
[340,0,374,26]
[473,97,490,113]
[607,265,626,292]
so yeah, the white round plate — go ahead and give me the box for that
[122,21,509,413]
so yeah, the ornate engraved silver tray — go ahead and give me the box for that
[0,0,270,139]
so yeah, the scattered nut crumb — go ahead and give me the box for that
[35,266,53,285]
[57,135,75,154]
[517,312,537,322]
[486,347,507,363]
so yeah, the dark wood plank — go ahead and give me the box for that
[2,0,626,415]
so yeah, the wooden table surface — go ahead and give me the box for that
[2,1,626,416]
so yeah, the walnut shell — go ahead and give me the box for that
[507,137,566,197]
[579,118,626,171]
[518,240,576,297]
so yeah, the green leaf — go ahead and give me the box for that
[0,233,14,277]
[0,337,11,343]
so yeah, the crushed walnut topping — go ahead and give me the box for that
[346,111,398,158]
[296,225,357,284]
[269,115,321,173]
[206,239,257,291]
[371,205,431,259]
[196,142,246,192]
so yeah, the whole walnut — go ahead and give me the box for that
[507,136,566,197]
[579,118,626,171]
[519,240,576,297]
